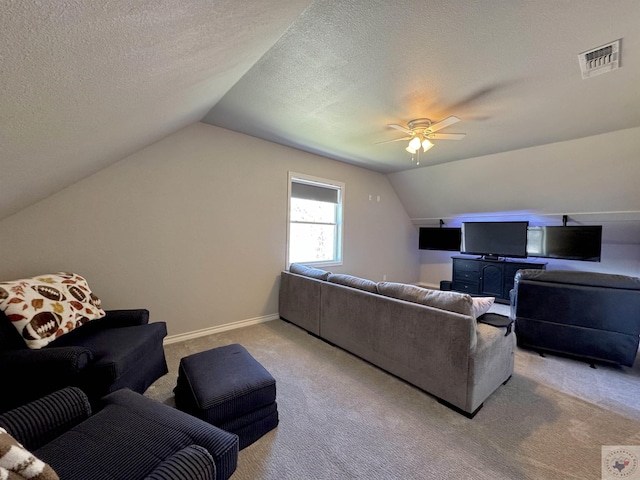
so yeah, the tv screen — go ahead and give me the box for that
[419,228,461,251]
[461,221,529,259]
[527,225,602,262]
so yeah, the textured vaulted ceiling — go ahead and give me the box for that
[0,0,313,220]
[204,0,640,172]
[2,1,640,221]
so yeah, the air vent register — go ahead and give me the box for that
[578,40,620,79]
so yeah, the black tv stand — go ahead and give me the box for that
[481,254,500,261]
[452,256,546,304]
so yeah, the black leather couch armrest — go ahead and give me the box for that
[0,387,92,451]
[144,445,216,480]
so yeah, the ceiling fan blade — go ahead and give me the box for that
[428,116,461,133]
[387,124,412,135]
[430,133,466,140]
[376,136,412,144]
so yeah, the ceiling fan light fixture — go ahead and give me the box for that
[422,138,434,152]
[407,136,422,151]
[382,116,464,164]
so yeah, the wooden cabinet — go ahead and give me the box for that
[452,256,546,303]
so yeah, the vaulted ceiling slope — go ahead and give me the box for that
[0,0,313,220]
[2,1,639,222]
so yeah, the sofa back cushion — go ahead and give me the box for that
[289,263,330,281]
[327,274,378,294]
[377,282,474,317]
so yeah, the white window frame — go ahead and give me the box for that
[286,172,344,268]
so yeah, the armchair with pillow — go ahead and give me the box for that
[0,387,239,480]
[0,273,168,413]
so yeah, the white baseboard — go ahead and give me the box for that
[163,313,280,345]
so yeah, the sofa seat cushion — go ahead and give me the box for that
[50,323,167,383]
[377,282,474,317]
[327,274,378,293]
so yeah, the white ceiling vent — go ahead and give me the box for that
[578,40,620,79]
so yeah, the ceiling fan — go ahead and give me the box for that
[378,116,466,163]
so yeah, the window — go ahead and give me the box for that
[287,173,343,266]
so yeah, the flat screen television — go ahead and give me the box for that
[527,225,602,262]
[418,227,461,251]
[461,221,529,259]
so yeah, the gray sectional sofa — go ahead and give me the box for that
[279,264,515,417]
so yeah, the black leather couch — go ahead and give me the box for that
[0,387,238,480]
[0,309,168,413]
[512,269,640,366]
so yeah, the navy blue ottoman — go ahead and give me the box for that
[174,344,279,450]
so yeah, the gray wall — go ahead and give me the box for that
[2,121,638,335]
[0,123,419,336]
[388,126,640,220]
[388,126,640,285]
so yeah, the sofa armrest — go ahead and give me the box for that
[279,271,323,335]
[89,309,150,329]
[466,324,515,413]
[144,445,216,480]
[1,346,92,374]
[0,387,92,451]
[0,347,93,412]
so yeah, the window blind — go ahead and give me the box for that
[291,181,339,204]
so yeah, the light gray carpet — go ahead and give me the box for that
[146,313,640,480]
